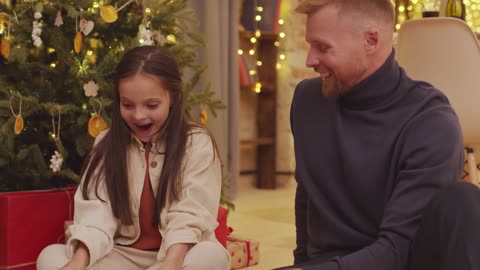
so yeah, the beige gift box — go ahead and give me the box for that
[227,235,259,269]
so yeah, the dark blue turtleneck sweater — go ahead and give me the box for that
[291,51,464,270]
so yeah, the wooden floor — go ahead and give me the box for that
[228,175,297,269]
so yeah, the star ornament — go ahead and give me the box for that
[83,80,99,97]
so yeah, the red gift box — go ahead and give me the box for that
[0,187,76,270]
[215,205,228,248]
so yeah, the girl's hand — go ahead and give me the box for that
[60,241,90,270]
[59,259,87,270]
[158,257,183,270]
[158,243,193,270]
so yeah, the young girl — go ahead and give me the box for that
[37,46,229,270]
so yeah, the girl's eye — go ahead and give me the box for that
[122,103,133,109]
[147,104,159,109]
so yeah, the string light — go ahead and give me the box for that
[236,2,287,94]
[166,34,176,43]
[395,1,480,32]
[254,82,262,93]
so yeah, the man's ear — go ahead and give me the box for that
[364,30,379,53]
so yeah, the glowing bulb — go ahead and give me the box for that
[250,37,257,44]
[48,48,56,53]
[139,39,145,44]
[276,63,282,69]
[279,54,286,60]
[257,6,264,12]
[255,30,261,37]
[398,5,405,12]
[279,32,286,38]
[274,41,280,47]
[256,61,263,66]
[50,63,56,68]
[253,82,262,93]
[249,49,255,55]
[167,35,177,43]
[278,19,284,25]
[238,49,244,55]
[145,8,151,14]
[249,70,256,76]
[51,133,56,139]
[255,15,262,21]
[87,50,93,56]
[82,103,87,110]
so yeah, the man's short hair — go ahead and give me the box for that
[295,0,395,29]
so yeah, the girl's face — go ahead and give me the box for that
[119,73,171,143]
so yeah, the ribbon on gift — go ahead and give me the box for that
[0,261,36,269]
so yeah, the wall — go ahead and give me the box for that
[239,0,317,183]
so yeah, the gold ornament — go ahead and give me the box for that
[74,31,82,53]
[88,99,107,138]
[88,114,107,138]
[200,107,208,125]
[100,5,118,23]
[1,37,10,59]
[14,114,24,135]
[9,91,24,135]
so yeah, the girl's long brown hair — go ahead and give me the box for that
[81,46,206,226]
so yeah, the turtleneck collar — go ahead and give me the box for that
[338,49,402,110]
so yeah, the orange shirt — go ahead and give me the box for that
[128,143,162,250]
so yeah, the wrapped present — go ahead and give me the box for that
[227,235,260,269]
[0,187,76,270]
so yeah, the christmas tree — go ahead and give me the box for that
[0,0,225,192]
